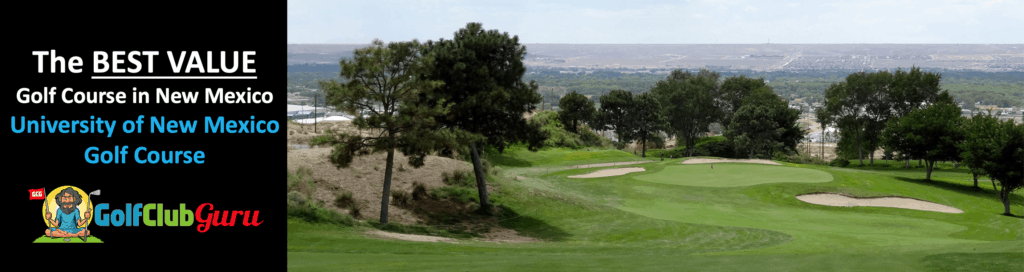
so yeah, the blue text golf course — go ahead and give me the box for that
[288,149,1023,271]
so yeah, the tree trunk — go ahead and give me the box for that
[869,149,875,165]
[992,179,998,191]
[641,137,647,158]
[1000,190,1012,216]
[687,136,694,157]
[954,162,959,169]
[918,159,922,167]
[820,132,824,158]
[904,158,910,168]
[857,136,864,165]
[973,172,978,188]
[469,142,492,213]
[925,160,933,181]
[379,144,396,225]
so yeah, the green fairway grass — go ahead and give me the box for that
[632,164,833,187]
[32,235,103,243]
[288,152,1024,271]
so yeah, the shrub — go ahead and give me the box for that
[783,152,829,165]
[807,156,828,165]
[287,201,356,226]
[288,168,317,201]
[430,186,478,203]
[442,170,475,188]
[349,203,362,218]
[612,141,628,150]
[773,151,791,163]
[334,192,354,208]
[411,182,430,200]
[577,124,609,147]
[829,157,851,167]
[692,140,737,158]
[529,111,586,149]
[287,191,307,206]
[392,191,411,207]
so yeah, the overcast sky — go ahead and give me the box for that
[288,0,1024,44]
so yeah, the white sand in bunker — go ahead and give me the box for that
[681,158,781,165]
[571,161,653,169]
[568,167,646,178]
[796,193,964,214]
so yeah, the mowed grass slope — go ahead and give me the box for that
[288,149,1024,271]
[487,146,648,168]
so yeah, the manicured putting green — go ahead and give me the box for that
[634,164,832,187]
[32,235,103,243]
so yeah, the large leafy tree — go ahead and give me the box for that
[820,68,946,166]
[880,94,962,181]
[960,113,993,189]
[558,90,595,134]
[858,70,895,165]
[719,75,768,129]
[958,113,1023,215]
[631,92,667,158]
[595,90,634,144]
[313,39,459,224]
[419,23,546,212]
[652,69,721,157]
[887,66,944,167]
[822,72,886,165]
[725,87,803,159]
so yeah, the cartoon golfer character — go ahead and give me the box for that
[44,187,91,238]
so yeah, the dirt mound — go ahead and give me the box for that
[480,227,542,243]
[796,193,964,214]
[681,158,781,165]
[287,147,473,225]
[568,167,646,178]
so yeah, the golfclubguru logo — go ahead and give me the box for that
[32,186,262,243]
[95,202,263,233]
[32,186,101,243]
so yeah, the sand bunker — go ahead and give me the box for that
[568,167,646,178]
[367,230,455,243]
[796,193,963,214]
[570,161,654,169]
[681,158,780,165]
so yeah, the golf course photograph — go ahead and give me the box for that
[287,144,1022,271]
[286,1,1023,270]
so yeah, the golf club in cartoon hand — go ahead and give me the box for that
[83,190,99,242]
